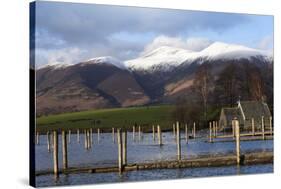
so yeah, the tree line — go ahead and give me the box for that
[172,60,273,128]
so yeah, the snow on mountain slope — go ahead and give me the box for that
[38,56,126,70]
[199,42,268,60]
[125,42,271,71]
[81,56,126,69]
[38,42,272,72]
[125,46,194,71]
[38,62,73,70]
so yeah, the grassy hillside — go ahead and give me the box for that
[36,105,175,133]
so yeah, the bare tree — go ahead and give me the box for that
[172,97,200,125]
[249,69,265,101]
[193,63,213,125]
[215,63,240,106]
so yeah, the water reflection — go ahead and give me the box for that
[35,130,273,187]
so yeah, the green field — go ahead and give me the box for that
[36,105,175,133]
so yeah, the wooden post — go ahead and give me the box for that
[251,118,255,136]
[36,131,39,145]
[209,122,213,143]
[77,129,80,143]
[193,122,196,138]
[89,128,93,145]
[261,116,265,140]
[122,131,127,165]
[185,124,188,143]
[132,126,135,141]
[234,118,240,165]
[86,130,89,149]
[62,130,68,170]
[117,129,123,173]
[173,124,176,138]
[152,125,155,141]
[215,121,218,136]
[53,131,59,177]
[84,130,87,149]
[68,130,71,144]
[97,128,100,143]
[157,125,162,145]
[138,125,141,142]
[269,116,273,135]
[232,120,235,138]
[112,127,115,143]
[47,131,50,152]
[88,129,91,149]
[212,121,216,138]
[176,122,181,161]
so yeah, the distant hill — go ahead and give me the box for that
[36,42,273,116]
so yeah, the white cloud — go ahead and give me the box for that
[185,37,213,51]
[35,47,88,67]
[141,35,213,55]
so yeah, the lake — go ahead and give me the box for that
[35,130,273,187]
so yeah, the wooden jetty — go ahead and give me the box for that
[36,151,273,176]
[35,118,273,178]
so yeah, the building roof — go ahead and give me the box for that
[221,107,243,121]
[239,101,271,119]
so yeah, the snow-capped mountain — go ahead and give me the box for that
[38,61,73,70]
[38,56,126,70]
[199,42,269,60]
[125,42,272,72]
[36,41,273,116]
[38,42,272,72]
[81,56,126,69]
[125,46,194,71]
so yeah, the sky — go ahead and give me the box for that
[34,1,274,66]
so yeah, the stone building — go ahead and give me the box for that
[219,101,272,131]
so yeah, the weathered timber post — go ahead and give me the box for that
[97,128,100,143]
[215,121,218,136]
[117,129,123,173]
[193,122,196,138]
[138,125,141,142]
[176,122,181,161]
[232,120,235,138]
[112,128,115,143]
[132,126,135,141]
[47,131,50,152]
[62,130,68,170]
[88,129,91,149]
[77,129,80,143]
[209,122,213,143]
[157,125,162,146]
[234,118,240,165]
[152,125,155,141]
[185,124,188,143]
[173,124,176,138]
[53,131,59,177]
[122,131,127,165]
[85,129,90,149]
[90,128,93,145]
[212,121,216,138]
[269,116,273,136]
[36,131,39,145]
[84,130,87,149]
[68,130,71,144]
[261,116,265,140]
[251,118,255,136]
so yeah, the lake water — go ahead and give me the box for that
[35,130,273,187]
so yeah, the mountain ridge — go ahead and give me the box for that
[36,42,273,116]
